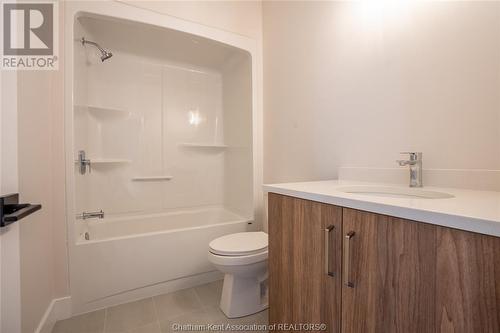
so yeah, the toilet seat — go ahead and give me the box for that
[209,231,268,256]
[208,249,268,266]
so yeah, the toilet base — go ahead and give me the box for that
[219,273,268,318]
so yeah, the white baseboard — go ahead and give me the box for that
[35,296,71,333]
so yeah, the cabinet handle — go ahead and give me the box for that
[344,231,355,288]
[324,225,335,276]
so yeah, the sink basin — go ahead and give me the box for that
[336,185,454,199]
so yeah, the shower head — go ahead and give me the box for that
[81,37,113,62]
[100,50,113,62]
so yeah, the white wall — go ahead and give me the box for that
[1,66,22,333]
[263,1,500,188]
[50,8,69,301]
[15,2,68,332]
[17,71,56,333]
[119,0,262,40]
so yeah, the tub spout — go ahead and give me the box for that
[76,210,104,220]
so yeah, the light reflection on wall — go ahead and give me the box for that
[188,109,202,126]
[355,0,416,28]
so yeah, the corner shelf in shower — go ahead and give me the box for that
[74,104,130,117]
[131,176,173,181]
[179,143,228,148]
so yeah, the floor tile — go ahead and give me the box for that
[154,288,203,320]
[159,308,223,333]
[198,306,269,332]
[52,309,105,333]
[201,306,227,322]
[53,283,266,333]
[194,280,223,308]
[105,298,157,333]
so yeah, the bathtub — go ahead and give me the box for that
[71,206,254,310]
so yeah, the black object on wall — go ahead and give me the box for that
[0,193,41,227]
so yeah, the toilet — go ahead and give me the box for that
[208,231,268,318]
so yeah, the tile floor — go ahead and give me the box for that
[52,280,268,333]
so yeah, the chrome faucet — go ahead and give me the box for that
[397,152,423,187]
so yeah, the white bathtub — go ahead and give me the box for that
[78,207,250,242]
[71,207,254,311]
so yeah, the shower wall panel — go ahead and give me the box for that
[74,53,226,216]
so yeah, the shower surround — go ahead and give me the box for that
[65,2,261,314]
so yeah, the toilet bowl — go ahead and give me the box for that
[208,231,268,318]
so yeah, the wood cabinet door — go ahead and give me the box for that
[268,193,342,332]
[341,208,437,333]
[436,227,500,332]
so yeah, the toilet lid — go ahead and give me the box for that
[209,232,268,256]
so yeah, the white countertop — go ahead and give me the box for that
[263,180,500,237]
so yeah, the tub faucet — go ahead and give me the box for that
[76,210,104,220]
[397,152,423,187]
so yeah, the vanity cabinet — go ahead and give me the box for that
[268,193,500,333]
[268,193,342,332]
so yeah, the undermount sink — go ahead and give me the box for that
[336,185,454,199]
